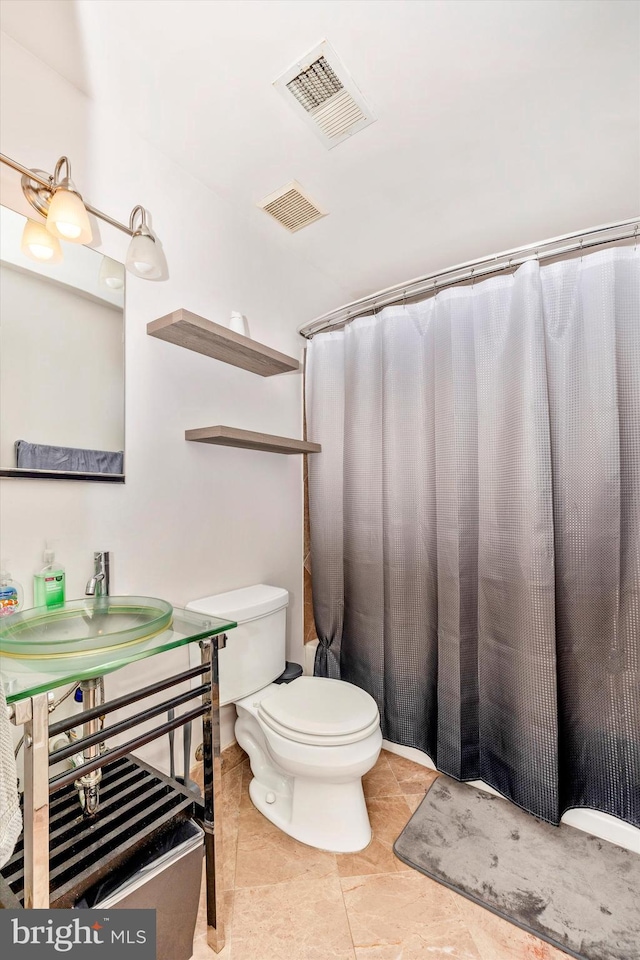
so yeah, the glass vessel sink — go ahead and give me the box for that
[0,596,173,660]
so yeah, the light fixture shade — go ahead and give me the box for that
[99,256,125,290]
[46,186,92,243]
[125,233,162,279]
[21,219,63,263]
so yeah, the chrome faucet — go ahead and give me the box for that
[85,551,110,597]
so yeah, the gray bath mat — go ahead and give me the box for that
[393,777,640,960]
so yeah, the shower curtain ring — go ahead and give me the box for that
[579,238,584,263]
[634,225,638,251]
[470,267,475,287]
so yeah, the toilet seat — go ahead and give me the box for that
[258,676,380,747]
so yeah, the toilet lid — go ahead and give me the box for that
[258,677,380,745]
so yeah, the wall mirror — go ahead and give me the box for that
[0,204,125,482]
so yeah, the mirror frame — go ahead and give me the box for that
[0,468,126,483]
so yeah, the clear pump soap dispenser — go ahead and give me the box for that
[0,561,23,617]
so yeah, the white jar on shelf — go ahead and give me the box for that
[229,311,249,337]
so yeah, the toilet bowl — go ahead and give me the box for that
[186,585,382,853]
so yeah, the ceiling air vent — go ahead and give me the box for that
[274,40,376,149]
[257,181,326,233]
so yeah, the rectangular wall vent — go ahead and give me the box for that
[257,181,326,233]
[274,41,376,149]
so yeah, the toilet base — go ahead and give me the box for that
[235,695,380,854]
[248,773,372,853]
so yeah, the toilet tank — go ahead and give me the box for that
[186,585,288,706]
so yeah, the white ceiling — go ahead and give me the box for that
[2,0,639,321]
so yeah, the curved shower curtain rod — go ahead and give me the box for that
[298,215,640,339]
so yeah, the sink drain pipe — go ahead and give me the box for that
[76,679,101,815]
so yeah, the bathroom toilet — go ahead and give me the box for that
[186,585,382,852]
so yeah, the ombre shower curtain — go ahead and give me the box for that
[306,248,640,826]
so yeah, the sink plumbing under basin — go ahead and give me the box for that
[0,596,173,659]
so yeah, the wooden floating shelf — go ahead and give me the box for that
[186,426,321,455]
[147,308,300,377]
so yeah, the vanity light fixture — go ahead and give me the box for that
[43,157,92,243]
[99,255,125,290]
[2,150,167,281]
[125,205,162,279]
[20,218,63,263]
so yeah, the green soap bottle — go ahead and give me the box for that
[33,543,65,608]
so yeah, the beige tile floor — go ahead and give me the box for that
[190,749,567,960]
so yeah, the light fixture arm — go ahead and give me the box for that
[52,156,72,188]
[129,204,155,242]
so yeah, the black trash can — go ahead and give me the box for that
[76,818,204,960]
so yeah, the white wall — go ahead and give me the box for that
[0,32,342,764]
[0,264,124,463]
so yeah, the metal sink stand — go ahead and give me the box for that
[7,634,227,954]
